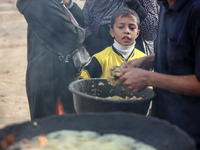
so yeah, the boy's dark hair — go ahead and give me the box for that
[110,7,140,29]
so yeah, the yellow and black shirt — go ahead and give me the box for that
[79,46,146,79]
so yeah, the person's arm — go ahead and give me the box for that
[118,68,200,96]
[128,0,158,41]
[63,0,85,28]
[148,73,200,96]
[120,54,154,70]
[125,0,147,22]
[79,57,102,79]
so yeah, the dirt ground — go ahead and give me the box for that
[0,0,85,129]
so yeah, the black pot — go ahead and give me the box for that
[69,78,155,115]
[0,113,195,150]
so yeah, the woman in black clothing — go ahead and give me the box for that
[17,0,90,119]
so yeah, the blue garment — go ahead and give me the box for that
[153,0,200,148]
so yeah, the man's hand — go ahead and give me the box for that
[120,54,155,71]
[118,58,146,80]
[120,58,144,70]
[62,0,71,5]
[118,67,148,92]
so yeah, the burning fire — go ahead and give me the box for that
[55,97,66,115]
[0,134,48,149]
[0,98,66,149]
[37,134,47,147]
[0,134,15,149]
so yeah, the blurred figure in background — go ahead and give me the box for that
[17,0,90,119]
[83,0,158,56]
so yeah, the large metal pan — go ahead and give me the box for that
[69,78,155,115]
[0,113,195,150]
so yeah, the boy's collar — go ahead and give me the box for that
[113,39,136,51]
[113,40,136,60]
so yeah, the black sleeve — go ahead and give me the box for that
[84,57,102,78]
[126,0,147,22]
[69,2,85,28]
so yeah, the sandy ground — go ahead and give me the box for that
[0,0,85,129]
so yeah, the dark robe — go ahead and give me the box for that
[17,0,90,120]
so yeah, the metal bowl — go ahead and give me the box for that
[69,78,155,115]
[0,113,196,150]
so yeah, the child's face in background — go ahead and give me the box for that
[110,15,140,46]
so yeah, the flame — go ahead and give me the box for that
[55,97,66,115]
[38,134,47,147]
[0,134,15,149]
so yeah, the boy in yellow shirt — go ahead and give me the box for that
[80,7,146,79]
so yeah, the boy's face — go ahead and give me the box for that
[110,15,140,46]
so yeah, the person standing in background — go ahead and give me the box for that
[118,0,200,149]
[83,0,158,56]
[80,8,146,79]
[16,0,90,120]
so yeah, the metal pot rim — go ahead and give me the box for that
[69,78,155,103]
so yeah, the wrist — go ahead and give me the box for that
[144,71,153,86]
[63,0,72,5]
[141,55,154,70]
[65,0,73,9]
